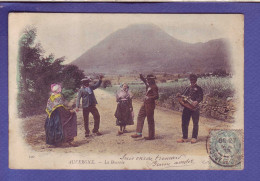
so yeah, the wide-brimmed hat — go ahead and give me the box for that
[146,74,157,79]
[81,76,92,83]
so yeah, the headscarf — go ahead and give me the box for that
[51,84,62,95]
[120,83,129,91]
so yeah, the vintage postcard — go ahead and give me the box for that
[9,13,244,170]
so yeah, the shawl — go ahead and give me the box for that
[116,88,133,101]
[46,93,66,118]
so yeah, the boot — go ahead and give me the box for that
[131,133,142,138]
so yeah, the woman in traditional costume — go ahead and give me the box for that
[45,84,77,147]
[114,83,134,135]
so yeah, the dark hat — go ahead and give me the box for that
[189,74,197,81]
[146,74,157,79]
[81,76,92,83]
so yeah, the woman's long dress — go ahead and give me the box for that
[114,90,134,126]
[45,94,77,146]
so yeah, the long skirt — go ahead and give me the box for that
[114,100,134,126]
[45,107,77,145]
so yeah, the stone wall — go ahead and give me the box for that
[199,95,236,122]
[157,95,236,122]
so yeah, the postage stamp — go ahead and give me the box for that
[207,129,244,169]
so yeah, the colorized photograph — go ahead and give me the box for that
[8,13,244,170]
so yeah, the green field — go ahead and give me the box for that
[103,76,234,101]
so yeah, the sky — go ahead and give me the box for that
[9,13,243,64]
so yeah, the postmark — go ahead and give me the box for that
[207,129,243,168]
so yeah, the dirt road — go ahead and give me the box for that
[23,89,232,155]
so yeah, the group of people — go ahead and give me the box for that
[44,73,203,147]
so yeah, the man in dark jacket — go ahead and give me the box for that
[131,74,159,140]
[177,74,203,144]
[76,76,103,137]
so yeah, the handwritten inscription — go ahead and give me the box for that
[120,154,153,161]
[155,155,184,161]
[68,154,194,169]
[119,154,194,168]
[150,158,193,168]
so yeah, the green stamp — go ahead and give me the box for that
[208,129,243,168]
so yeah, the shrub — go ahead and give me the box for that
[160,79,167,83]
[102,79,112,88]
[62,88,75,101]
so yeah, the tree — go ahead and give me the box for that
[61,64,85,100]
[61,64,85,90]
[17,26,86,117]
[18,26,39,92]
[17,26,46,116]
[17,26,64,117]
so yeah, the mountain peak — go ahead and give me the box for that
[72,24,231,74]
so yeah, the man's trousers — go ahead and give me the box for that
[83,105,100,134]
[136,103,155,138]
[181,107,199,139]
